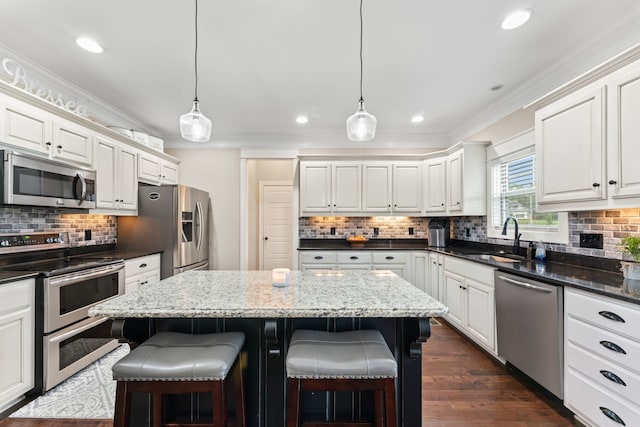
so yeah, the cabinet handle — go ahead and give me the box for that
[599,370,626,386]
[592,182,600,187]
[46,141,52,147]
[599,340,627,354]
[350,256,359,260]
[57,145,63,149]
[139,263,147,268]
[385,256,394,260]
[314,256,323,260]
[609,180,618,185]
[599,310,625,323]
[599,407,626,425]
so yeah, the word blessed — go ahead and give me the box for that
[1,57,88,116]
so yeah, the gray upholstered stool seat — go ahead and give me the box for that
[286,329,397,427]
[112,331,246,427]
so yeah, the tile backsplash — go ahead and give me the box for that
[452,209,640,261]
[0,206,116,245]
[299,217,428,239]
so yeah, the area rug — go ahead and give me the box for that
[11,345,129,419]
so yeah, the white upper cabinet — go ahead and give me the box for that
[137,151,179,186]
[534,56,640,211]
[0,94,52,155]
[424,158,447,213]
[535,84,606,206]
[392,162,422,213]
[52,118,93,166]
[333,163,361,213]
[447,150,463,212]
[362,162,422,214]
[93,137,137,213]
[362,163,392,213]
[300,161,360,215]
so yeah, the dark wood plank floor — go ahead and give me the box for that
[0,321,576,427]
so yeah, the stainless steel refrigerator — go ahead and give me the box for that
[118,184,209,279]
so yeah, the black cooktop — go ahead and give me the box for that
[2,256,124,276]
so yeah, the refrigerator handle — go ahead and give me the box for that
[195,201,204,252]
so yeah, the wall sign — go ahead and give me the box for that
[1,57,89,116]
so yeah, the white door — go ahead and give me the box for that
[260,183,294,270]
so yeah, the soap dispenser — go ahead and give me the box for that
[535,241,546,261]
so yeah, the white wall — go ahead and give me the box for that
[466,109,534,144]
[165,147,241,269]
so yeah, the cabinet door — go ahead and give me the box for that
[0,96,52,155]
[333,163,361,213]
[138,152,162,185]
[411,252,428,292]
[300,163,332,213]
[443,270,465,328]
[124,277,141,294]
[535,85,606,204]
[117,147,138,211]
[608,63,640,199]
[160,161,179,185]
[447,151,463,211]
[424,158,447,213]
[465,278,495,351]
[427,252,443,300]
[392,163,422,213]
[94,139,118,209]
[362,163,392,213]
[52,119,93,166]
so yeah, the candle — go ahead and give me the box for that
[272,268,290,287]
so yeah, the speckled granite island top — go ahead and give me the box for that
[89,270,448,319]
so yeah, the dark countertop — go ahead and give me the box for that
[299,238,428,251]
[432,245,640,306]
[0,270,39,285]
[76,248,162,261]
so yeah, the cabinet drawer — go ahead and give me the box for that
[372,252,409,264]
[337,252,371,264]
[125,254,161,277]
[566,288,640,341]
[444,256,494,285]
[0,279,34,314]
[566,368,640,427]
[299,252,336,264]
[567,341,640,407]
[567,317,640,374]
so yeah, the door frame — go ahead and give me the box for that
[258,181,294,270]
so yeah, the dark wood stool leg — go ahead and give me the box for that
[212,380,227,427]
[373,389,383,427]
[287,378,301,427]
[113,381,129,427]
[383,378,397,427]
[152,392,162,427]
[233,361,246,427]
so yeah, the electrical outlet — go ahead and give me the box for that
[580,233,603,249]
[408,227,414,235]
[465,227,471,237]
[84,229,91,240]
[330,227,336,235]
[373,227,379,236]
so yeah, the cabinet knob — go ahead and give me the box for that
[57,145,63,149]
[46,141,52,147]
[592,182,600,187]
[441,203,444,206]
[139,263,147,268]
[264,237,269,241]
[456,201,461,205]
[608,180,618,185]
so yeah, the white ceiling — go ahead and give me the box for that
[1,1,640,149]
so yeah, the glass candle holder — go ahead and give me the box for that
[272,268,290,287]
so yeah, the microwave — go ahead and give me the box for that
[1,150,96,209]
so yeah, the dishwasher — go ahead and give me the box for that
[495,271,564,399]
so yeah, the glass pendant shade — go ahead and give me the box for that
[346,99,377,141]
[180,100,212,142]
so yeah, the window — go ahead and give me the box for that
[487,131,568,244]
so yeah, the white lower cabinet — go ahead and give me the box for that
[426,252,445,302]
[337,252,371,271]
[0,278,35,412]
[372,252,411,281]
[442,255,496,354]
[124,254,161,293]
[565,288,640,426]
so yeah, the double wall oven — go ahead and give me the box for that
[0,232,124,393]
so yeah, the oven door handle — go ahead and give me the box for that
[48,316,111,344]
[48,263,124,287]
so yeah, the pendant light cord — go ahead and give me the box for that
[194,0,199,102]
[359,0,364,103]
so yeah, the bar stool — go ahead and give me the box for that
[286,329,397,427]
[112,331,246,427]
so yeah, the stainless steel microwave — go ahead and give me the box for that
[1,150,96,209]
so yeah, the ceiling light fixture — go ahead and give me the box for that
[296,115,309,124]
[75,37,104,54]
[501,9,532,30]
[346,0,376,142]
[179,0,212,142]
[411,115,424,123]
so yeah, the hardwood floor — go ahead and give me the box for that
[0,321,575,427]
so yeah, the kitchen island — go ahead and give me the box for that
[90,269,447,427]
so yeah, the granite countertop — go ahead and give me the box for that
[0,270,39,285]
[76,248,162,260]
[89,270,448,319]
[432,246,640,305]
[299,238,428,251]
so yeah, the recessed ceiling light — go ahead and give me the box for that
[296,115,309,124]
[76,37,104,54]
[411,115,424,123]
[501,9,532,30]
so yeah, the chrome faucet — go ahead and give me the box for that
[502,216,522,255]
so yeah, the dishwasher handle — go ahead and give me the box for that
[496,275,552,294]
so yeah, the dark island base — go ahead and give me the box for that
[113,316,431,427]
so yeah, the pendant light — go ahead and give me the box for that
[346,0,377,141]
[179,0,212,142]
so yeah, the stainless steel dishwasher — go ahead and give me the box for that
[495,271,564,399]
